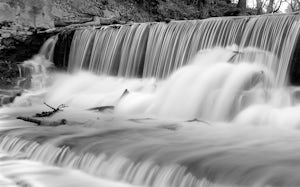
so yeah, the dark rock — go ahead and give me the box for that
[224,9,241,17]
[2,37,17,47]
[164,18,172,23]
[0,31,54,63]
[0,21,13,28]
[0,89,22,106]
[290,37,300,85]
[53,29,75,69]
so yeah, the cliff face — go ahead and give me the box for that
[0,0,243,29]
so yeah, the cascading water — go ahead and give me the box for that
[2,13,300,187]
[39,35,58,63]
[63,14,300,85]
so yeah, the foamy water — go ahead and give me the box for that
[7,49,300,126]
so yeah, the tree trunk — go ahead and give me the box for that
[256,0,263,14]
[237,0,247,9]
[267,0,275,13]
[197,0,204,10]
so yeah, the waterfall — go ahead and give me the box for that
[3,13,300,187]
[61,14,300,85]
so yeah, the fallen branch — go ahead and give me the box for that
[34,102,67,117]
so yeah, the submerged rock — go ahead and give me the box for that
[89,106,115,112]
[0,89,22,106]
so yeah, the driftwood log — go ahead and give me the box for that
[16,102,68,126]
[17,116,67,126]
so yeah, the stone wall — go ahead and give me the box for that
[0,0,54,28]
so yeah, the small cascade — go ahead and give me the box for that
[16,63,31,86]
[17,56,53,91]
[39,35,58,62]
[66,14,300,85]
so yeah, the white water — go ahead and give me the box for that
[8,48,300,125]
